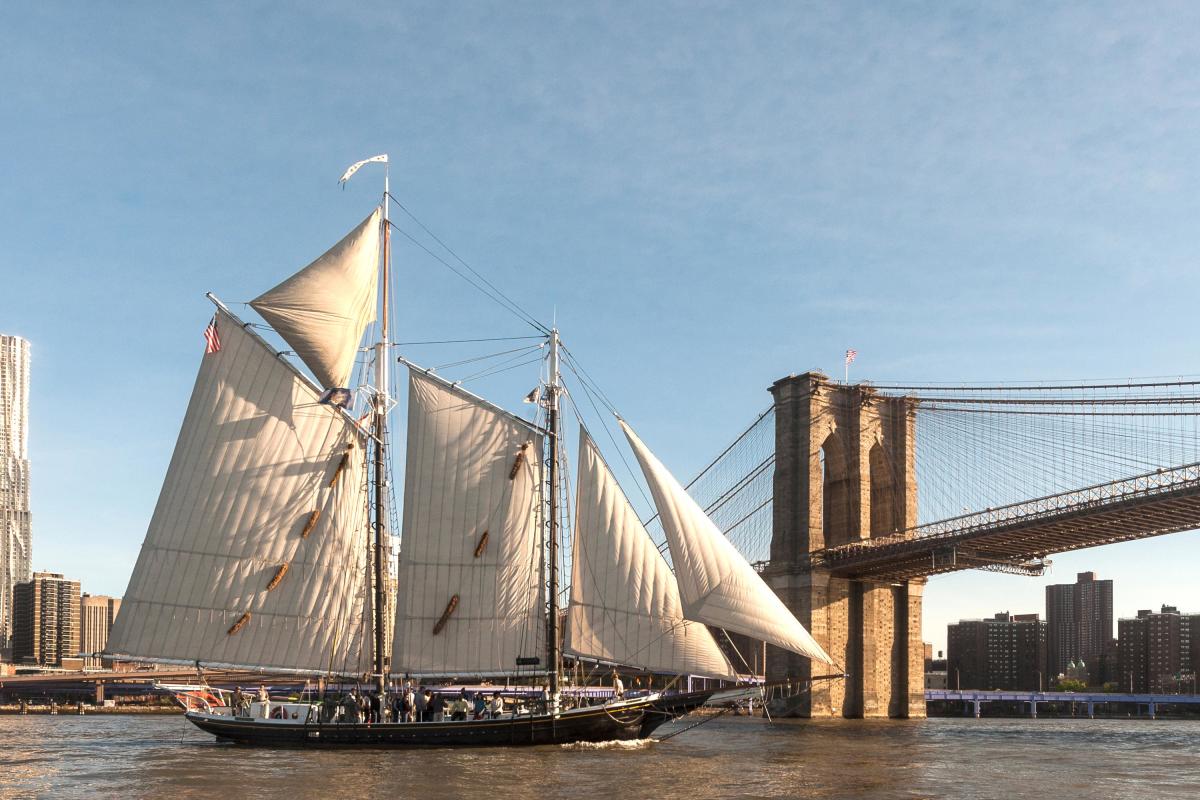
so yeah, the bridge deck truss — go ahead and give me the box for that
[814,462,1200,580]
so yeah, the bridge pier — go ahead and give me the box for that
[765,372,924,718]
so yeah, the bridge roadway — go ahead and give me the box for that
[814,462,1200,581]
[927,689,1200,719]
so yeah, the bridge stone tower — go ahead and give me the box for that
[764,372,925,718]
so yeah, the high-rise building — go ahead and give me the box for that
[1,335,33,659]
[12,572,80,667]
[947,612,1047,691]
[1117,605,1199,693]
[1046,571,1113,684]
[80,594,121,669]
[1184,613,1200,679]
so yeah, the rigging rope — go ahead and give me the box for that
[386,198,550,335]
[650,377,1200,562]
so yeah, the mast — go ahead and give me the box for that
[546,327,561,698]
[372,163,391,698]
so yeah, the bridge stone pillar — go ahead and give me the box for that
[764,372,924,718]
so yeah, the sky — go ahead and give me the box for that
[3,2,1200,655]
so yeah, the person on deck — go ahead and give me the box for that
[401,687,414,722]
[472,691,487,720]
[415,686,428,721]
[231,687,247,716]
[320,695,338,723]
[612,670,624,700]
[257,685,270,718]
[368,692,381,724]
[449,690,469,721]
[341,691,360,723]
[429,692,446,722]
[488,691,505,719]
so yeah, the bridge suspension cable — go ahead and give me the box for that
[663,377,1200,577]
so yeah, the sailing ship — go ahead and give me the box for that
[105,157,836,747]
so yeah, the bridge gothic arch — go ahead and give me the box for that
[819,428,851,548]
[869,441,901,538]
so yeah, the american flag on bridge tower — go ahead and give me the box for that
[845,348,857,366]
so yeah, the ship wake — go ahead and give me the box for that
[561,738,656,751]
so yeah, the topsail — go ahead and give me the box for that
[621,420,834,665]
[250,208,381,390]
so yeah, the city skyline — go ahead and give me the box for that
[5,3,1200,659]
[5,323,1197,657]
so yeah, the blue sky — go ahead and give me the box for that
[3,2,1200,654]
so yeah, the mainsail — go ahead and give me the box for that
[621,421,834,665]
[565,429,738,679]
[107,306,372,673]
[250,207,381,390]
[391,371,546,675]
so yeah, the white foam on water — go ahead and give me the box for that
[560,738,657,751]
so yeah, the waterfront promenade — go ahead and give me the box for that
[928,689,1200,718]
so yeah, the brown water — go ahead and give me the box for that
[1,713,1196,799]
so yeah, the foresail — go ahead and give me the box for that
[565,429,737,679]
[620,421,834,665]
[391,371,545,675]
[249,207,381,390]
[107,306,371,673]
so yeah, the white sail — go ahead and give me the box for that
[620,421,834,665]
[391,371,545,675]
[107,306,372,673]
[565,429,738,679]
[250,208,381,390]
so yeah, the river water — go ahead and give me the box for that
[1,714,1196,799]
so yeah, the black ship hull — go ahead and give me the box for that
[184,690,716,747]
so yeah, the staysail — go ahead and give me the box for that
[565,429,738,679]
[391,371,545,675]
[249,207,381,390]
[107,305,372,673]
[621,421,834,664]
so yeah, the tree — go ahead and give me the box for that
[1056,678,1086,692]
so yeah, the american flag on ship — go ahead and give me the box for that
[203,315,221,354]
[845,348,857,366]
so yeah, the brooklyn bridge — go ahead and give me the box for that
[659,371,1200,719]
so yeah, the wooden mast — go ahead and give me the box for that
[372,164,391,699]
[546,328,561,700]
